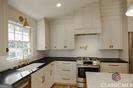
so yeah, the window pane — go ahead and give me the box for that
[15,25,23,34]
[8,23,14,33]
[8,21,31,60]
[23,35,30,41]
[15,33,23,41]
[8,32,14,41]
[23,28,29,35]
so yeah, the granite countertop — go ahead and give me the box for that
[0,57,77,86]
[0,57,128,87]
[99,58,128,63]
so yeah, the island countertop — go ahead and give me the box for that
[86,72,133,88]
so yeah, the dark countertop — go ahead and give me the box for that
[99,58,128,63]
[0,57,77,87]
[0,57,128,87]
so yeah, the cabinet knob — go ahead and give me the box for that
[54,46,56,48]
[64,46,67,48]
[6,48,9,52]
[50,70,52,76]
[41,76,45,83]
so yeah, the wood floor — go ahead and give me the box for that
[51,84,77,88]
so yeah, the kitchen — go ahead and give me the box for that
[0,0,133,88]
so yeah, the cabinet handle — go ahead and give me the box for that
[64,46,67,48]
[62,78,70,80]
[41,76,45,83]
[108,65,119,67]
[6,48,9,52]
[62,69,71,71]
[62,62,71,65]
[50,70,52,76]
[54,46,56,48]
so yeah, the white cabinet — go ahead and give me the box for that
[73,0,101,34]
[50,18,75,50]
[53,61,77,85]
[44,63,55,88]
[100,0,123,49]
[100,62,129,74]
[31,61,77,88]
[0,0,8,55]
[31,65,53,88]
[37,18,50,50]
[31,67,47,88]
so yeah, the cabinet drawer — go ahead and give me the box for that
[55,74,76,84]
[55,61,76,68]
[100,63,128,68]
[100,63,128,73]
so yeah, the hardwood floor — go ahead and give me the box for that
[51,84,77,88]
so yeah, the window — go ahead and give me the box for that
[8,21,31,60]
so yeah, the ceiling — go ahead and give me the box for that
[8,0,97,19]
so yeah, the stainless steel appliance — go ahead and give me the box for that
[76,57,100,88]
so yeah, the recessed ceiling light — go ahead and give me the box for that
[56,3,62,8]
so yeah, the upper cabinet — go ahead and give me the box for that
[0,0,8,55]
[37,18,50,50]
[73,0,102,34]
[50,17,75,50]
[100,0,124,49]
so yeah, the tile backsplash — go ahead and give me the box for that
[49,35,120,58]
[0,51,48,72]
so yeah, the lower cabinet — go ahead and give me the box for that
[100,62,129,74]
[31,67,46,88]
[31,61,76,88]
[31,65,53,88]
[53,61,77,85]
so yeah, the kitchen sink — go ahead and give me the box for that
[17,63,45,77]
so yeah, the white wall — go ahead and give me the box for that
[49,35,120,58]
[0,5,47,72]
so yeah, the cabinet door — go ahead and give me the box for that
[100,0,123,49]
[50,23,65,49]
[31,70,44,88]
[100,63,128,74]
[37,18,50,50]
[0,0,8,55]
[50,19,74,50]
[54,61,76,84]
[46,63,54,88]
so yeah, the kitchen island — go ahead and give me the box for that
[86,72,133,88]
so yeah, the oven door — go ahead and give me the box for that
[78,66,100,78]
[77,66,100,88]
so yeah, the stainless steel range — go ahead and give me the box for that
[76,57,100,88]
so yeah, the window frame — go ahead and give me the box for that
[7,20,32,60]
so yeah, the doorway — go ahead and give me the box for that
[128,32,133,73]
